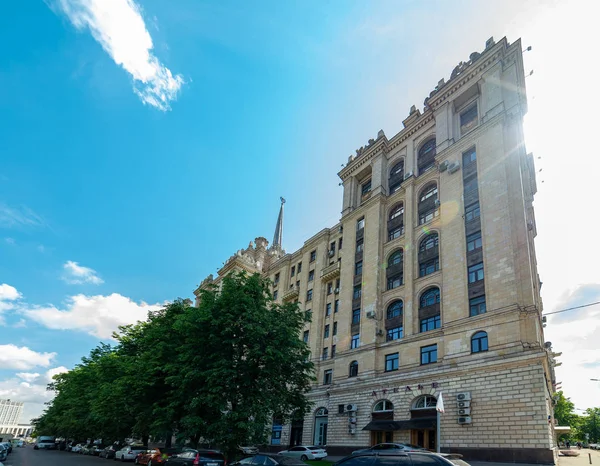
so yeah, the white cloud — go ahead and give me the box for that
[0,203,45,229]
[51,0,184,111]
[13,318,27,328]
[22,293,162,339]
[0,367,69,422]
[0,283,22,324]
[0,344,56,370]
[62,260,104,285]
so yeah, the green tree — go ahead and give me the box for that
[554,391,577,426]
[178,271,314,458]
[580,408,600,443]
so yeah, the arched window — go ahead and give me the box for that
[315,407,328,416]
[418,138,436,174]
[373,400,394,412]
[389,160,405,194]
[349,361,358,377]
[388,203,404,241]
[413,395,437,409]
[471,331,489,353]
[386,300,403,319]
[418,184,439,225]
[419,287,441,333]
[419,233,440,277]
[386,250,403,290]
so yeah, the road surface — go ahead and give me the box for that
[3,447,131,466]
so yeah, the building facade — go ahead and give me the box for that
[0,400,23,427]
[194,37,557,463]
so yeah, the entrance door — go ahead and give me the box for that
[411,429,436,451]
[290,420,304,447]
[314,417,328,446]
[371,431,393,445]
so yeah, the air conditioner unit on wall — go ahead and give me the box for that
[334,288,340,294]
[349,428,357,435]
[345,404,358,413]
[328,250,335,257]
[456,392,471,401]
[438,160,449,172]
[404,171,413,180]
[366,310,376,319]
[458,408,471,416]
[448,162,460,174]
[457,401,471,409]
[458,416,472,425]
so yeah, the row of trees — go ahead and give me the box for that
[33,272,315,458]
[553,391,600,443]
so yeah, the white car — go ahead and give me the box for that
[71,444,83,453]
[116,445,149,462]
[278,446,327,461]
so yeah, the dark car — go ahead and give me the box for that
[104,444,122,459]
[165,449,225,466]
[351,444,429,455]
[231,453,307,466]
[92,445,106,456]
[334,452,470,466]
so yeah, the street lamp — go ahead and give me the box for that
[591,379,600,382]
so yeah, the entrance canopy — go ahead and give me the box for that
[363,418,436,431]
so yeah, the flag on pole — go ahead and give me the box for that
[436,392,445,414]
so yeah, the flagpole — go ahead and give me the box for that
[436,409,441,453]
[435,392,444,454]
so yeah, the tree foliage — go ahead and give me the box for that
[553,391,600,443]
[33,272,314,456]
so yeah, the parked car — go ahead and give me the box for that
[71,444,83,453]
[334,452,470,466]
[105,445,122,459]
[1,443,12,454]
[117,445,150,462]
[137,447,182,465]
[82,444,95,455]
[165,449,225,466]
[352,443,429,455]
[238,446,259,456]
[278,446,327,461]
[92,445,106,456]
[0,444,8,462]
[231,454,306,466]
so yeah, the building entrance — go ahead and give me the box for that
[371,431,393,445]
[411,428,436,451]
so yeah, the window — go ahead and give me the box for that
[330,242,336,254]
[463,147,476,166]
[356,238,364,253]
[386,326,403,341]
[333,321,338,336]
[467,231,482,251]
[322,347,328,360]
[331,344,336,358]
[357,217,365,231]
[468,262,484,283]
[386,301,403,319]
[385,353,399,372]
[303,331,309,343]
[324,325,330,339]
[388,226,403,241]
[290,266,295,277]
[420,233,439,252]
[352,309,361,324]
[310,250,316,262]
[465,202,480,222]
[389,160,405,194]
[418,184,439,225]
[297,262,302,273]
[413,395,437,409]
[470,295,486,316]
[389,204,404,220]
[362,179,372,196]
[336,278,340,290]
[306,289,313,301]
[323,369,332,385]
[351,334,360,349]
[274,273,280,285]
[349,360,358,377]
[305,310,312,321]
[419,258,440,277]
[420,315,441,332]
[418,138,437,173]
[338,237,343,250]
[373,400,394,412]
[387,275,403,290]
[273,290,278,300]
[338,404,345,414]
[420,344,438,365]
[471,331,489,353]
[420,287,441,307]
[308,270,315,282]
[326,303,332,316]
[327,282,333,295]
[464,176,478,194]
[353,285,362,299]
[334,299,339,313]
[460,103,478,134]
[355,261,363,276]
[388,249,403,266]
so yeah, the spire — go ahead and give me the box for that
[272,197,285,249]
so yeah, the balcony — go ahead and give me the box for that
[283,284,300,301]
[321,261,341,282]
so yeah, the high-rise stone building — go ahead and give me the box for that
[0,399,23,427]
[194,36,556,463]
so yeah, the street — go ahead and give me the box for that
[3,448,129,466]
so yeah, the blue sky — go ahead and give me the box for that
[1,0,599,422]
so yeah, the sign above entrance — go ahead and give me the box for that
[371,382,439,397]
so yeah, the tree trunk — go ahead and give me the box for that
[142,434,149,446]
[165,431,172,448]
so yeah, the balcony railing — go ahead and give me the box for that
[320,261,341,282]
[282,284,300,301]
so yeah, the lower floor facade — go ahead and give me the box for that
[269,351,557,464]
